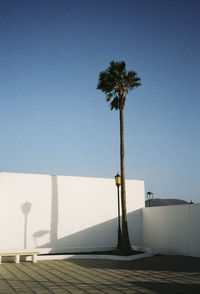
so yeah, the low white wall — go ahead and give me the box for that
[142,204,200,257]
[128,203,200,257]
[0,172,145,253]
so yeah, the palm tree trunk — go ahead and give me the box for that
[119,109,132,254]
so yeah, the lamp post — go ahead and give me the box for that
[146,191,154,207]
[115,173,122,249]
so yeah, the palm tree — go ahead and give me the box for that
[97,61,141,254]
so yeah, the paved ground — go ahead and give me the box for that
[0,255,200,293]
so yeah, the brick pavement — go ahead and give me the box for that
[0,255,199,293]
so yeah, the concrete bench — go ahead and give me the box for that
[0,250,40,264]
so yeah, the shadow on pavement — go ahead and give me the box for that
[132,281,200,294]
[66,255,200,273]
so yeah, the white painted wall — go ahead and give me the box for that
[128,203,200,257]
[142,204,200,257]
[1,171,199,257]
[0,172,145,253]
[128,208,143,247]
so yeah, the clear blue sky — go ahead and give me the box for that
[0,0,199,202]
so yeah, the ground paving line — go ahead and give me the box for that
[7,262,44,282]
[67,260,130,282]
[5,262,44,282]
[33,263,82,288]
[59,260,143,294]
[67,260,198,294]
[58,260,127,286]
[88,260,200,286]
[79,259,197,288]
[45,260,106,284]
[68,260,147,286]
[40,260,110,294]
[0,267,19,294]
[81,265,133,285]
[90,266,151,282]
[43,260,125,294]
[0,269,36,294]
[83,261,149,289]
[80,259,140,274]
[25,262,74,294]
[6,263,54,294]
[34,261,102,294]
[0,264,16,280]
[4,263,53,294]
[35,261,90,285]
[146,270,200,285]
[1,264,37,294]
[0,280,17,294]
[25,262,66,283]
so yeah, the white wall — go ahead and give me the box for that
[128,208,143,247]
[128,203,200,257]
[0,172,145,253]
[2,171,199,257]
[142,204,200,257]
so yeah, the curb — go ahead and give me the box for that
[36,252,153,262]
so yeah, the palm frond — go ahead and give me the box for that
[106,93,113,101]
[97,60,142,110]
[110,96,119,110]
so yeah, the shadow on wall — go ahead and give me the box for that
[21,201,32,249]
[32,175,59,248]
[32,174,120,251]
[32,175,143,252]
[33,230,50,248]
[127,208,143,246]
[39,216,118,252]
[50,175,59,247]
[34,210,143,253]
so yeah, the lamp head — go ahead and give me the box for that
[115,173,121,186]
[147,191,153,199]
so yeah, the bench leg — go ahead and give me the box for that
[32,254,37,263]
[15,255,20,264]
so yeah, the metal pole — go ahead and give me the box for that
[117,184,122,249]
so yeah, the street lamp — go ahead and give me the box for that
[146,191,154,207]
[115,173,122,249]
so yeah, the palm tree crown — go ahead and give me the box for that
[97,61,141,110]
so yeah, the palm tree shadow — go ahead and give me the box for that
[32,175,58,248]
[50,175,59,246]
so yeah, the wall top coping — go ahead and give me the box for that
[0,171,144,182]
